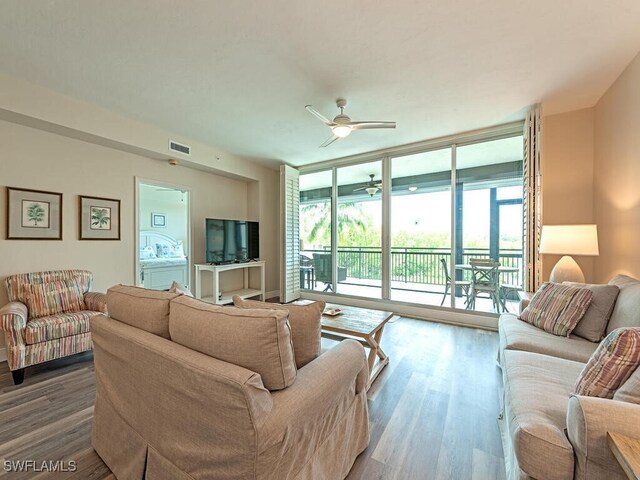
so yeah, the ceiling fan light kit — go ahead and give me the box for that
[332,125,352,138]
[305,98,396,148]
[353,174,384,197]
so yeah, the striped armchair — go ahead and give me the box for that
[0,270,107,385]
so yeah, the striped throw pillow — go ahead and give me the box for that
[24,277,86,319]
[574,328,640,398]
[519,282,593,337]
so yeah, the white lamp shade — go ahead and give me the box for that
[539,224,599,256]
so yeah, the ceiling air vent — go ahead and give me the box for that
[168,140,191,156]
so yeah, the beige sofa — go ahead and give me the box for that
[91,286,370,480]
[498,274,640,480]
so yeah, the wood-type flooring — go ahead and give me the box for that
[0,317,505,479]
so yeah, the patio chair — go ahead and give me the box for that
[312,253,347,292]
[467,258,502,312]
[440,258,471,306]
[500,282,522,312]
[299,254,315,289]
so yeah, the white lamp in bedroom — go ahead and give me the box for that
[539,224,599,283]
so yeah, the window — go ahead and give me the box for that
[299,170,332,292]
[336,161,382,298]
[391,148,452,306]
[455,136,524,312]
[296,127,525,316]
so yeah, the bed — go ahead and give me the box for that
[139,231,189,291]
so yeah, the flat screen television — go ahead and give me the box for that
[205,218,259,264]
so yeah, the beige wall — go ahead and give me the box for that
[0,73,281,302]
[541,107,595,281]
[541,51,640,284]
[593,52,640,282]
[0,75,281,361]
[0,119,257,304]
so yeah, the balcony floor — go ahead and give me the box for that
[304,278,519,315]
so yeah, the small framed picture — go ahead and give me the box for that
[151,212,166,228]
[6,187,62,240]
[79,195,121,240]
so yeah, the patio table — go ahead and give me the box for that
[454,264,519,273]
[455,264,520,312]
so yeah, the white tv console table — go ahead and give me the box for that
[194,261,265,305]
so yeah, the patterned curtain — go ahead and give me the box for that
[523,107,543,292]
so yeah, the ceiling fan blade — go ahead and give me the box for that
[319,135,339,148]
[350,121,397,130]
[306,105,334,126]
[353,186,368,192]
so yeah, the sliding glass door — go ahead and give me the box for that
[336,161,382,298]
[297,128,525,315]
[390,149,452,306]
[454,136,524,312]
[299,170,332,292]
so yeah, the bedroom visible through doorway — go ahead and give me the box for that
[136,179,191,291]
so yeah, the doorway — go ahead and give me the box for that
[136,178,191,291]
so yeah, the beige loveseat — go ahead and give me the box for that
[498,274,640,480]
[91,285,370,480]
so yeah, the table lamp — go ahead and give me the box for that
[539,224,599,283]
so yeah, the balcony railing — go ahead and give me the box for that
[303,246,523,292]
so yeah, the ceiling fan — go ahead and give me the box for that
[305,99,396,148]
[353,174,383,197]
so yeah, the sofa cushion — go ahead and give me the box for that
[607,275,640,333]
[574,328,640,398]
[499,313,598,363]
[564,282,619,342]
[233,296,325,368]
[107,285,179,339]
[23,277,86,319]
[503,350,583,480]
[613,366,640,404]
[24,310,99,344]
[519,282,593,337]
[170,296,297,391]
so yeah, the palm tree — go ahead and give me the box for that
[91,208,110,228]
[26,203,45,226]
[301,201,368,246]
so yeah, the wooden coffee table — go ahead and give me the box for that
[608,431,640,480]
[321,304,394,391]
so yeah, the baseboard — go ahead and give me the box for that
[0,347,6,363]
[265,290,280,301]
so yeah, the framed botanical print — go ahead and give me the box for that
[79,195,121,240]
[6,187,63,240]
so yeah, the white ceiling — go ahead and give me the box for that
[1,1,639,169]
